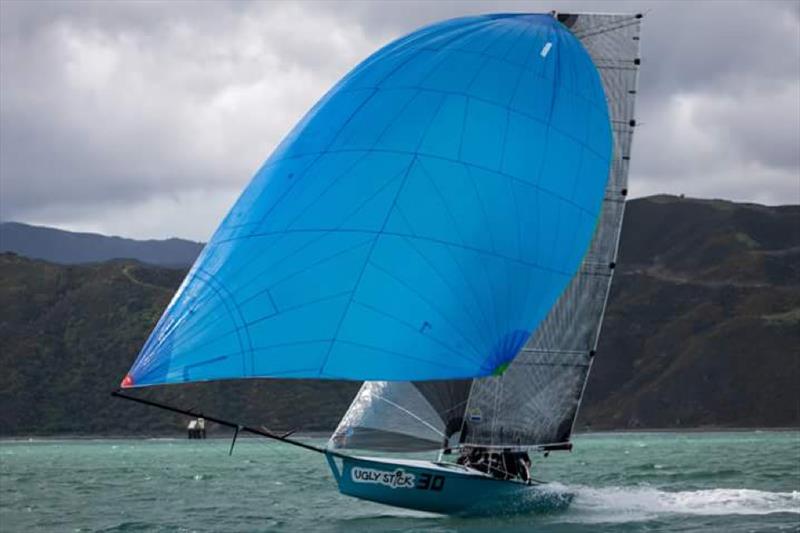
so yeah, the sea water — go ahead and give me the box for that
[1,432,798,532]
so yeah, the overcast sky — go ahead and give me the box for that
[1,0,798,241]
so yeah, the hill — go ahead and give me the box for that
[0,254,357,435]
[0,195,798,436]
[580,196,800,429]
[0,221,202,267]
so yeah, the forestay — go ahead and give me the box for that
[330,12,643,452]
[123,13,613,387]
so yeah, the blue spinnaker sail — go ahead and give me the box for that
[122,13,612,388]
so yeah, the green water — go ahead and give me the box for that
[1,432,798,532]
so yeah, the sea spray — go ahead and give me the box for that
[568,485,800,523]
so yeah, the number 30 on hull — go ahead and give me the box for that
[326,453,573,515]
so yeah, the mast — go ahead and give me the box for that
[330,12,644,454]
[568,12,644,438]
[461,12,644,450]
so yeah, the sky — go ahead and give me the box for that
[1,0,798,241]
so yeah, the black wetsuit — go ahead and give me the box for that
[502,451,520,479]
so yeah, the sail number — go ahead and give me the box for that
[350,466,445,491]
[416,473,445,491]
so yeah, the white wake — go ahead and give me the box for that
[554,484,800,523]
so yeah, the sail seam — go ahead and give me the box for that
[372,393,446,439]
[317,156,419,376]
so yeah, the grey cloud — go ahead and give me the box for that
[0,0,798,241]
[0,0,378,235]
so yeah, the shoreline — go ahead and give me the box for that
[2,427,798,442]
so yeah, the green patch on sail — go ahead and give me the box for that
[493,362,510,376]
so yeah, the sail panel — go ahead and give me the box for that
[461,12,643,448]
[330,12,642,451]
[124,13,613,387]
[330,381,471,452]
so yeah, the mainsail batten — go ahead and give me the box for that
[124,13,613,387]
[331,12,643,452]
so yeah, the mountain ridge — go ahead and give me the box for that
[0,194,797,436]
[0,221,203,267]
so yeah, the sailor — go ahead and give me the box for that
[517,451,531,482]
[458,447,491,474]
[493,449,531,482]
[488,452,506,479]
[501,449,519,480]
[469,447,486,473]
[455,447,470,465]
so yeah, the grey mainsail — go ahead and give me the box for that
[329,12,643,453]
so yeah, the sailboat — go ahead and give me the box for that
[114,11,643,515]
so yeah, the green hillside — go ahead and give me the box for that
[581,196,800,429]
[0,255,359,435]
[0,195,797,436]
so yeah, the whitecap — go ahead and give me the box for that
[566,485,800,523]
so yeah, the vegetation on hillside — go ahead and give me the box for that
[582,196,800,429]
[0,196,797,436]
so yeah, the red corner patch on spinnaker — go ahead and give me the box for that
[120,374,134,388]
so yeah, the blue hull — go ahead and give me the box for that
[326,453,573,515]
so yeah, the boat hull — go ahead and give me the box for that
[326,453,572,515]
